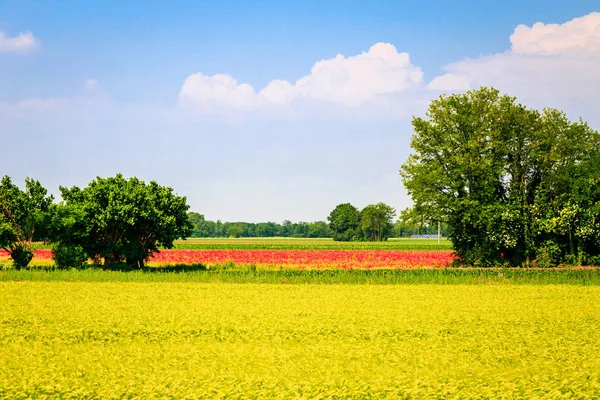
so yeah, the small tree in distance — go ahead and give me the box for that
[328,203,360,241]
[360,203,396,241]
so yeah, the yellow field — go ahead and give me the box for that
[1,282,600,398]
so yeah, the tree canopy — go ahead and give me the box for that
[57,174,192,267]
[328,203,361,241]
[401,87,600,267]
[187,216,332,238]
[327,202,396,241]
[360,203,396,242]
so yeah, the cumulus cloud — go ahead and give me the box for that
[510,12,600,55]
[261,43,423,106]
[428,73,471,91]
[179,43,423,112]
[0,31,38,53]
[427,12,600,122]
[179,73,260,112]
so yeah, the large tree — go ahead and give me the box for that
[401,87,600,267]
[328,203,360,241]
[58,174,192,267]
[0,176,53,269]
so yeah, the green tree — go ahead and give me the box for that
[327,203,360,241]
[256,222,277,237]
[293,222,310,238]
[0,176,54,269]
[308,221,330,238]
[226,222,248,238]
[360,203,396,241]
[188,212,204,237]
[279,220,293,237]
[401,87,600,266]
[59,174,192,267]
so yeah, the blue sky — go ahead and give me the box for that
[1,1,599,221]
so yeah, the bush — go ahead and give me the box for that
[535,240,563,268]
[52,244,88,269]
[11,245,34,270]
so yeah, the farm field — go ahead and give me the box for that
[2,248,454,269]
[27,237,453,251]
[2,238,455,269]
[1,282,600,398]
[172,237,451,250]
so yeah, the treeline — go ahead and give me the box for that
[188,206,445,240]
[188,213,331,238]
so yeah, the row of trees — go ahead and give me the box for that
[0,173,429,269]
[0,174,191,269]
[401,87,600,267]
[188,203,424,240]
[187,214,331,238]
[328,203,397,241]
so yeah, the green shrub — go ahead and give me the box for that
[52,244,88,269]
[10,245,34,270]
[536,240,563,268]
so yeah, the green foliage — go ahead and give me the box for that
[401,87,600,267]
[9,244,34,270]
[328,202,397,242]
[226,222,249,238]
[327,203,360,241]
[3,265,600,284]
[57,174,192,267]
[0,176,53,269]
[360,202,396,241]
[52,243,88,269]
[187,215,332,239]
[255,222,277,237]
[308,221,330,238]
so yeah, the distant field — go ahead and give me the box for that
[26,237,453,251]
[174,237,453,250]
[2,282,599,398]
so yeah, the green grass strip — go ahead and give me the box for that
[2,267,600,285]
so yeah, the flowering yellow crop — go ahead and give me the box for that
[1,283,599,398]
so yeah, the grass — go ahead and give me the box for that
[3,266,600,285]
[1,282,599,397]
[29,237,453,251]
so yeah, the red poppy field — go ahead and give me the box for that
[149,249,455,269]
[1,248,455,269]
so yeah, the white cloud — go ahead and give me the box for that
[179,73,260,112]
[428,73,471,91]
[259,79,295,105]
[179,43,423,112]
[427,12,600,122]
[262,43,423,106]
[510,12,600,55]
[0,31,38,53]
